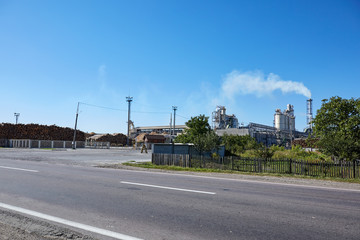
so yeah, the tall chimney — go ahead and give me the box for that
[306,98,313,129]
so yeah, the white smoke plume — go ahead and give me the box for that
[222,70,311,99]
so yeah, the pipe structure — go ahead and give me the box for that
[306,98,313,130]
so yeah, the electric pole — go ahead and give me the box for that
[172,106,177,135]
[126,96,133,146]
[169,113,172,135]
[72,102,80,149]
[14,113,20,124]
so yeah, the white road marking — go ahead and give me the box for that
[118,169,360,193]
[0,202,142,240]
[121,181,216,195]
[0,165,39,173]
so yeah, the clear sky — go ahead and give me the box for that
[1,0,359,134]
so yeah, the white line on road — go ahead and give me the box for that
[0,202,142,240]
[118,169,360,193]
[121,181,216,195]
[0,166,39,173]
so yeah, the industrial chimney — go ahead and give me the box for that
[306,98,313,130]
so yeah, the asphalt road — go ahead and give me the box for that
[0,148,151,166]
[0,150,359,240]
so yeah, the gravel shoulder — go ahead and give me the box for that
[0,210,96,240]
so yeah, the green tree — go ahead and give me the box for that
[313,96,360,161]
[175,115,220,156]
[255,145,275,159]
[193,131,220,155]
[175,114,211,144]
[221,133,259,156]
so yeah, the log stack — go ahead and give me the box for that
[88,133,127,146]
[0,123,85,141]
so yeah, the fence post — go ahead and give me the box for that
[289,159,292,174]
[354,160,356,179]
[300,160,303,175]
[259,158,262,173]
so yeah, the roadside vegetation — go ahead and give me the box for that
[122,161,360,184]
[175,96,360,164]
[151,96,359,181]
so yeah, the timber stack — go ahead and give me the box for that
[87,133,127,146]
[292,138,319,149]
[0,123,85,141]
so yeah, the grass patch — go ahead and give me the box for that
[122,162,360,184]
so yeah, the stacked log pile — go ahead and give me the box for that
[0,123,85,141]
[88,133,127,146]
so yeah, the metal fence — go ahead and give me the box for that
[8,139,85,148]
[152,153,360,179]
[0,139,110,149]
[85,140,110,149]
[152,153,191,168]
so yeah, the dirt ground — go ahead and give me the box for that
[0,210,96,240]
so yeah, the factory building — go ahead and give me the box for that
[130,125,187,138]
[274,104,295,132]
[214,104,308,147]
[212,106,239,129]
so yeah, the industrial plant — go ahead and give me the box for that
[214,99,313,147]
[128,97,313,148]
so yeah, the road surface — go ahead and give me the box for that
[0,149,359,239]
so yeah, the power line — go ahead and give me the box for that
[176,114,190,120]
[79,102,127,112]
[132,101,170,112]
[132,110,170,114]
[79,102,170,115]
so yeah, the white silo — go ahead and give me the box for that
[289,116,295,131]
[274,104,296,131]
[274,109,286,130]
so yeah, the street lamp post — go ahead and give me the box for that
[14,113,20,124]
[126,96,133,146]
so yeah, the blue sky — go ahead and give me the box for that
[1,0,359,134]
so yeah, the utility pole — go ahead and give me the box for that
[14,113,20,124]
[172,106,177,135]
[126,96,133,146]
[72,102,80,149]
[169,113,172,135]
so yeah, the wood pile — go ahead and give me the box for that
[88,133,128,146]
[292,138,319,148]
[0,123,85,141]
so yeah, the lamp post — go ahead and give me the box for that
[126,96,133,146]
[14,113,20,124]
[172,106,177,135]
